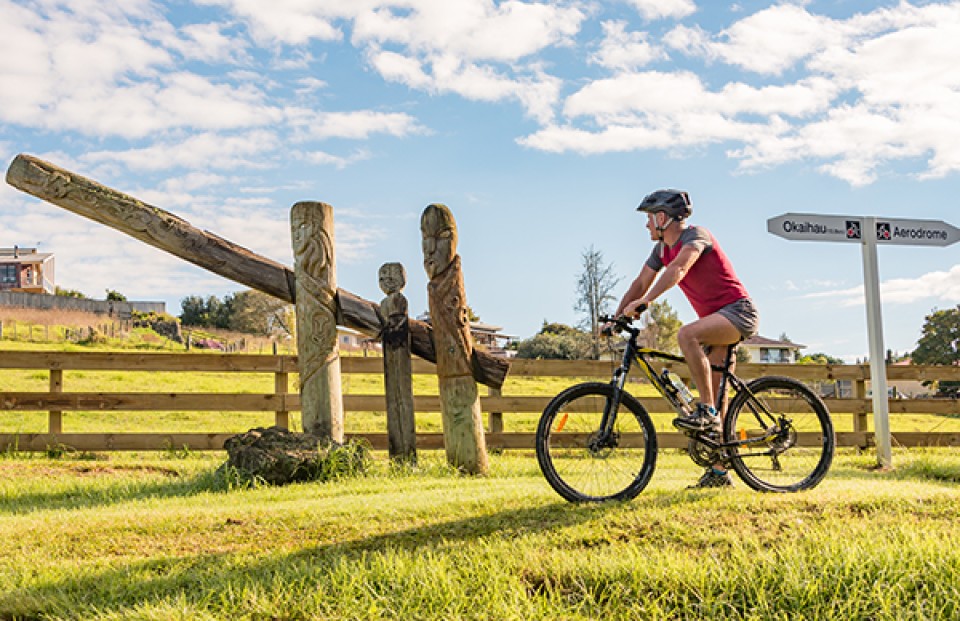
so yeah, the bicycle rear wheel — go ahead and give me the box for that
[536,382,657,503]
[725,376,835,492]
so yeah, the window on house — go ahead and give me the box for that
[0,265,16,284]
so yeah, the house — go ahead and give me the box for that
[337,326,381,355]
[416,312,517,357]
[0,247,55,294]
[738,335,805,364]
[886,359,935,398]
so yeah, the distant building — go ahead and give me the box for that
[416,312,517,357]
[738,335,805,364]
[0,247,55,294]
[337,326,381,355]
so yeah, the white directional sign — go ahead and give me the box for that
[768,212,959,469]
[768,213,960,247]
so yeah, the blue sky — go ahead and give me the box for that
[2,0,960,362]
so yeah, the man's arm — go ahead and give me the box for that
[615,265,658,316]
[635,244,702,307]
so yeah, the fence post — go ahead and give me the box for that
[488,386,504,442]
[274,370,290,430]
[854,377,870,448]
[49,369,63,435]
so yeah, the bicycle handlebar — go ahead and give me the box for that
[600,303,647,336]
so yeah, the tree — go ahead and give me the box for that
[912,306,960,396]
[798,352,845,365]
[105,289,127,301]
[229,289,294,336]
[574,246,620,359]
[639,300,682,354]
[54,286,86,298]
[516,321,592,360]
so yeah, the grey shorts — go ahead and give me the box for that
[716,297,759,340]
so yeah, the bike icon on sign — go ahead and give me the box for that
[846,220,861,239]
[877,222,892,240]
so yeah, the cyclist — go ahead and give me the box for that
[612,189,759,488]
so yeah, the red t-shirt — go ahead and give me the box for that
[645,226,750,318]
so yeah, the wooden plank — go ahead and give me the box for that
[0,351,296,372]
[0,429,934,452]
[891,432,960,447]
[0,433,235,451]
[0,392,287,411]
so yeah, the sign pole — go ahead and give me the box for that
[860,217,892,467]
[768,212,960,470]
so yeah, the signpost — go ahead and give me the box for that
[768,213,960,468]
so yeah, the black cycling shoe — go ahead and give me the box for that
[688,467,733,489]
[673,403,722,434]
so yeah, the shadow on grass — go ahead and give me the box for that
[0,467,239,515]
[0,499,617,619]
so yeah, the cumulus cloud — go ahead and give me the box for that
[590,21,664,71]
[627,0,696,21]
[804,264,960,307]
[521,2,960,186]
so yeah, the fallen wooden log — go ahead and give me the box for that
[5,154,509,388]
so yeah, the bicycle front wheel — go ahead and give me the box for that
[536,382,657,503]
[725,376,835,492]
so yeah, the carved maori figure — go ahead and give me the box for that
[291,202,344,442]
[379,262,417,463]
[421,204,488,474]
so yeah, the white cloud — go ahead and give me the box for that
[627,0,696,21]
[590,21,664,71]
[300,149,372,170]
[292,110,426,140]
[667,4,842,75]
[194,0,350,45]
[520,2,960,185]
[81,131,280,172]
[803,264,960,307]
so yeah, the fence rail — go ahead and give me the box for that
[1,351,959,452]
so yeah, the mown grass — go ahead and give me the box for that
[2,448,960,620]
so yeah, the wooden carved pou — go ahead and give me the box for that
[291,201,344,443]
[421,204,488,475]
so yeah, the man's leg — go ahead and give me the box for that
[677,313,741,409]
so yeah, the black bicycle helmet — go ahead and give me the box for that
[636,189,692,220]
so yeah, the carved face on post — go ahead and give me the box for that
[421,204,458,279]
[379,262,406,295]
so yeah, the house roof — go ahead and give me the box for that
[741,335,806,349]
[0,252,53,264]
[0,247,52,261]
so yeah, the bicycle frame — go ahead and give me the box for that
[600,318,785,457]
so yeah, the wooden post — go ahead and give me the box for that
[422,204,488,474]
[379,262,417,463]
[49,369,63,435]
[854,377,871,448]
[5,154,509,389]
[274,371,290,430]
[291,201,344,443]
[488,387,504,434]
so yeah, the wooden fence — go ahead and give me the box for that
[1,351,960,452]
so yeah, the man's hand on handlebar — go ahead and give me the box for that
[623,300,649,319]
[600,303,648,336]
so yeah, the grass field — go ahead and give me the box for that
[3,448,960,620]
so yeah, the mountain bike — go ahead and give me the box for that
[535,310,835,502]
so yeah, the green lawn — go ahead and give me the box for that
[3,448,960,620]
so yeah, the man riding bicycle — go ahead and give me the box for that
[612,189,759,488]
